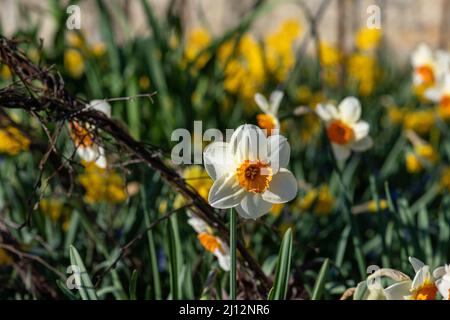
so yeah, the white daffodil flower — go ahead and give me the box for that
[255,91,283,136]
[187,212,230,271]
[433,264,450,300]
[203,124,298,219]
[411,43,450,87]
[69,100,111,168]
[425,72,450,118]
[384,257,438,300]
[316,97,373,161]
[411,43,436,86]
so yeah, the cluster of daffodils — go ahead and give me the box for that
[187,213,230,271]
[0,126,30,156]
[319,27,382,95]
[316,97,373,161]
[356,257,450,300]
[184,20,302,103]
[203,124,298,219]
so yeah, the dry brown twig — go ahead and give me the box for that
[0,36,271,294]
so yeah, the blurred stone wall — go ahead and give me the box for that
[0,0,449,61]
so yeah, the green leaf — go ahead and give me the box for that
[269,228,293,300]
[129,269,138,300]
[69,245,98,300]
[311,258,330,300]
[167,219,181,299]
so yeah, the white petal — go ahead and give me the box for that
[203,142,235,180]
[77,146,98,163]
[269,90,284,115]
[384,281,412,300]
[316,103,338,122]
[436,279,450,300]
[214,248,230,271]
[424,87,442,102]
[236,193,272,219]
[412,266,431,290]
[254,93,270,114]
[350,136,373,152]
[262,169,298,204]
[230,124,268,162]
[338,97,361,124]
[433,266,447,280]
[331,143,351,161]
[89,100,111,117]
[411,43,433,67]
[187,213,209,233]
[352,121,370,140]
[208,173,245,209]
[409,257,426,273]
[267,134,290,170]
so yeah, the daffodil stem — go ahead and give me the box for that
[229,208,237,300]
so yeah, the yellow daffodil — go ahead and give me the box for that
[297,185,335,216]
[347,53,378,96]
[352,199,388,214]
[0,126,30,156]
[64,49,85,78]
[355,28,382,51]
[203,124,297,219]
[319,42,341,67]
[183,165,213,201]
[403,109,435,135]
[78,161,127,204]
[184,27,212,69]
[316,97,373,161]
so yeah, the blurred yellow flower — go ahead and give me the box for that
[66,32,84,48]
[1,64,11,80]
[139,75,151,90]
[347,53,378,96]
[184,27,212,69]
[297,185,335,216]
[405,143,438,173]
[352,199,388,214]
[78,161,127,204]
[270,203,284,217]
[264,20,302,81]
[220,34,266,103]
[183,165,213,201]
[90,42,106,57]
[388,106,405,125]
[403,110,435,135]
[39,198,64,222]
[0,248,12,265]
[320,42,341,67]
[64,49,85,78]
[355,28,382,51]
[0,126,30,155]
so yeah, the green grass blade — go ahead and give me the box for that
[69,245,98,300]
[269,228,293,300]
[311,258,330,300]
[129,269,138,300]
